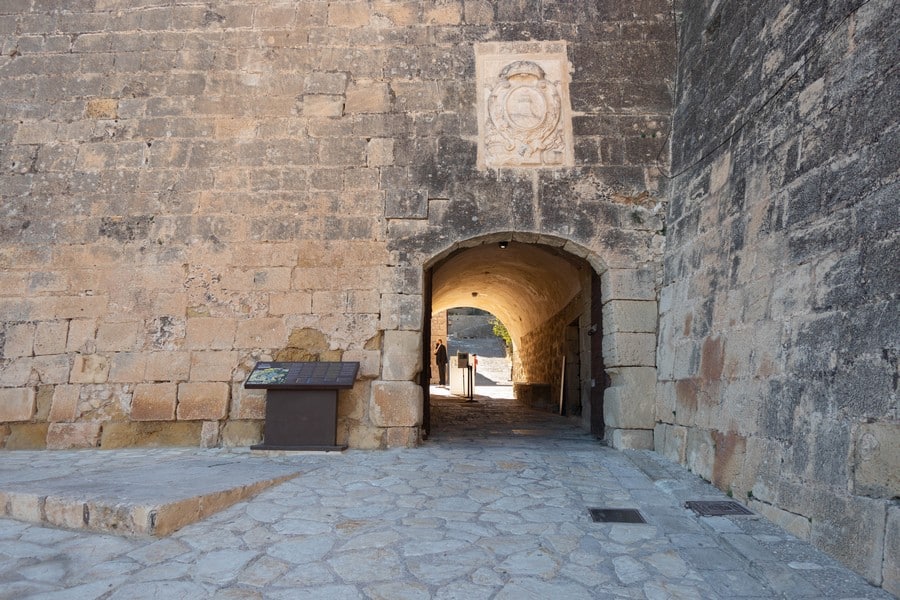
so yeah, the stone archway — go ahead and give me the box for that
[420,233,658,449]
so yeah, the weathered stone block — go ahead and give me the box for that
[852,422,900,498]
[269,292,312,316]
[347,423,384,449]
[386,426,419,448]
[303,95,344,118]
[95,321,140,352]
[190,351,238,382]
[200,421,220,448]
[346,82,391,114]
[100,422,202,448]
[7,491,42,523]
[347,290,381,314]
[381,330,421,381]
[43,496,85,529]
[185,317,236,350]
[464,0,494,24]
[602,300,658,333]
[372,1,419,26]
[85,98,117,119]
[342,349,380,378]
[49,385,79,422]
[304,71,350,95]
[685,427,715,482]
[603,367,657,429]
[602,333,656,367]
[385,188,428,220]
[235,318,286,349]
[327,2,370,27]
[885,504,900,597]
[380,294,423,331]
[46,422,102,449]
[34,385,52,422]
[654,422,687,463]
[108,352,147,383]
[810,494,887,585]
[131,383,177,421]
[608,428,654,450]
[370,381,422,427]
[231,385,266,420]
[5,423,48,449]
[69,354,110,384]
[367,138,394,167]
[33,321,68,356]
[221,421,263,447]
[177,382,229,421]
[748,500,811,541]
[338,380,370,422]
[31,355,70,385]
[2,322,34,358]
[145,351,191,382]
[0,387,35,422]
[425,0,461,24]
[66,319,96,353]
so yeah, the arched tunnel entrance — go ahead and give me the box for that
[421,237,609,439]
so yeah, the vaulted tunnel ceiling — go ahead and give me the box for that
[431,242,585,343]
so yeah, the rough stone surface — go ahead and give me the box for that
[0,388,34,422]
[381,331,422,382]
[100,422,202,449]
[69,355,109,385]
[131,383,177,422]
[45,422,102,450]
[221,421,263,447]
[370,381,423,429]
[885,505,900,597]
[658,0,900,588]
[852,422,900,498]
[1,0,893,590]
[176,383,229,421]
[47,385,79,423]
[0,408,892,599]
[0,0,669,456]
[4,423,49,450]
[603,367,657,430]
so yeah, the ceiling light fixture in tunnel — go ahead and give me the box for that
[499,241,508,249]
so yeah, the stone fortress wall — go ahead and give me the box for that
[657,0,898,590]
[0,0,896,591]
[0,0,669,451]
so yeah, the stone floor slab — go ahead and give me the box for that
[0,449,302,536]
[0,392,893,598]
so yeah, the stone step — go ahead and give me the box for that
[0,449,303,537]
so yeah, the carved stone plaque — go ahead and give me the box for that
[476,42,574,169]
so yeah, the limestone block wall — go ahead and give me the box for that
[516,289,586,413]
[658,0,898,590]
[0,1,673,450]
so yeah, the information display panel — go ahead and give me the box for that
[244,361,359,390]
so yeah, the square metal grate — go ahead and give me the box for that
[589,508,647,524]
[685,500,753,517]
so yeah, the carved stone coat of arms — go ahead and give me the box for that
[476,43,574,170]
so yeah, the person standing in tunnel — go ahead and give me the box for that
[434,339,448,386]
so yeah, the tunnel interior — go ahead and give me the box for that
[424,239,606,437]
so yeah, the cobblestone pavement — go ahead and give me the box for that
[0,395,892,599]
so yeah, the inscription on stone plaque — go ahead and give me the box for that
[476,42,574,169]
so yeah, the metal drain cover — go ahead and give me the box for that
[589,508,647,523]
[685,500,753,516]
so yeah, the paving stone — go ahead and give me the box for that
[0,395,892,599]
[614,554,651,584]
